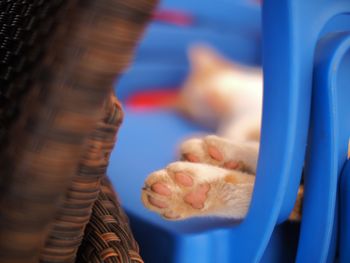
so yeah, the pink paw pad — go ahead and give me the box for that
[174,172,193,187]
[151,183,172,196]
[207,146,223,161]
[184,183,210,209]
[224,160,239,170]
[182,153,199,163]
[148,196,168,208]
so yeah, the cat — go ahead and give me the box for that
[141,45,303,221]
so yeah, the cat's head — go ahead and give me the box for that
[178,45,242,128]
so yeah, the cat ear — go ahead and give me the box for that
[188,44,228,72]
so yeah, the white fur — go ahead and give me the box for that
[142,161,255,220]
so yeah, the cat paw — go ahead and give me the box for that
[180,135,258,174]
[142,161,254,220]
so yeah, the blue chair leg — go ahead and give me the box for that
[340,159,350,263]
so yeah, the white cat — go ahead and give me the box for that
[141,45,303,221]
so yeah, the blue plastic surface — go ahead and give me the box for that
[297,32,350,263]
[109,0,350,262]
[340,159,350,263]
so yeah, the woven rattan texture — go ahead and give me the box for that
[77,177,143,263]
[40,95,124,263]
[0,0,158,262]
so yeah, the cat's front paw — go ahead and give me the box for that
[142,161,254,220]
[180,135,258,174]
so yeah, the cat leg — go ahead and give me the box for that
[219,114,261,142]
[180,135,259,174]
[142,161,255,220]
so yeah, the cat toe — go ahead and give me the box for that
[141,190,168,212]
[203,135,230,162]
[180,135,249,171]
[151,182,172,196]
[174,171,194,187]
[182,153,200,163]
[204,135,257,173]
[142,170,172,211]
[180,138,205,162]
[180,137,223,164]
[207,144,224,161]
[163,211,181,220]
[148,196,168,208]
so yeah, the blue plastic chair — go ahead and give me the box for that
[109,0,350,262]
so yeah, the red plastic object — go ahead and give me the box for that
[126,89,179,108]
[153,10,194,26]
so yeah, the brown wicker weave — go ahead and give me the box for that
[0,0,158,263]
[77,176,144,263]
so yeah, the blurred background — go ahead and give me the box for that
[117,0,261,102]
[106,1,299,262]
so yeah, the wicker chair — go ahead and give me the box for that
[0,0,158,262]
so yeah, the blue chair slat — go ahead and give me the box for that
[226,2,317,261]
[340,159,350,263]
[297,32,350,263]
[227,1,350,262]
